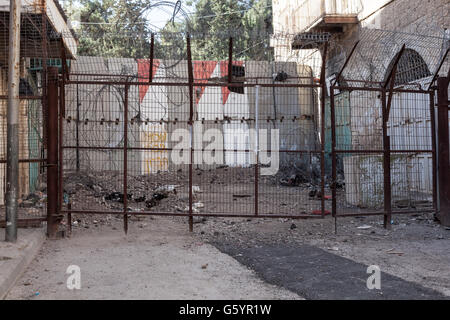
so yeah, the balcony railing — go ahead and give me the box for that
[293,0,362,32]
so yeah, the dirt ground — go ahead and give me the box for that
[195,212,450,297]
[6,210,450,299]
[5,217,300,300]
[5,169,449,299]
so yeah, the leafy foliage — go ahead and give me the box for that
[67,0,273,60]
[72,0,151,58]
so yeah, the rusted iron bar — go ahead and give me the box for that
[427,48,449,91]
[330,87,337,225]
[320,42,328,218]
[228,37,233,84]
[149,33,155,83]
[62,209,433,218]
[47,67,60,239]
[62,146,323,153]
[76,84,80,171]
[385,45,406,122]
[187,33,194,232]
[63,145,429,154]
[59,70,65,234]
[0,95,42,100]
[123,85,129,234]
[255,85,260,217]
[383,44,406,89]
[65,80,323,88]
[335,149,432,153]
[332,40,359,87]
[437,77,450,226]
[60,211,325,220]
[381,89,392,229]
[429,91,438,214]
[70,73,315,80]
[0,159,46,164]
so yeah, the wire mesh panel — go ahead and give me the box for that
[388,90,435,212]
[60,28,446,232]
[61,32,329,226]
[331,86,436,219]
[331,88,385,215]
[63,81,126,214]
[0,1,66,224]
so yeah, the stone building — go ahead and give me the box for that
[271,0,449,208]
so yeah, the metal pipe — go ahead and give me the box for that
[47,67,60,239]
[65,80,323,88]
[60,210,325,220]
[149,33,155,83]
[187,33,194,232]
[332,41,360,87]
[59,68,65,236]
[427,48,449,91]
[381,89,392,229]
[255,85,260,217]
[330,86,337,232]
[437,77,450,226]
[76,83,80,171]
[320,42,328,218]
[429,91,438,214]
[5,0,22,242]
[123,85,129,234]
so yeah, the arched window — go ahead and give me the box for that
[385,49,431,86]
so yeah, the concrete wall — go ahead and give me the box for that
[64,57,141,175]
[67,57,318,175]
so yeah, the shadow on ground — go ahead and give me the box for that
[213,242,448,300]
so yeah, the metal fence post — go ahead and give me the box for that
[187,33,194,232]
[320,42,328,218]
[437,77,450,226]
[255,85,260,217]
[330,86,337,232]
[47,67,60,238]
[123,85,129,234]
[381,89,392,229]
[5,0,22,242]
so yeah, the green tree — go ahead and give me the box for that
[75,0,151,58]
[180,0,273,60]
[70,0,273,61]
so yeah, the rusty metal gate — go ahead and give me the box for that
[42,31,449,237]
[328,38,448,230]
[53,35,331,235]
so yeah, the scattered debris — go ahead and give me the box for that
[145,191,169,208]
[155,185,179,193]
[193,202,204,209]
[309,190,317,198]
[192,186,202,194]
[357,225,372,230]
[105,192,132,203]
